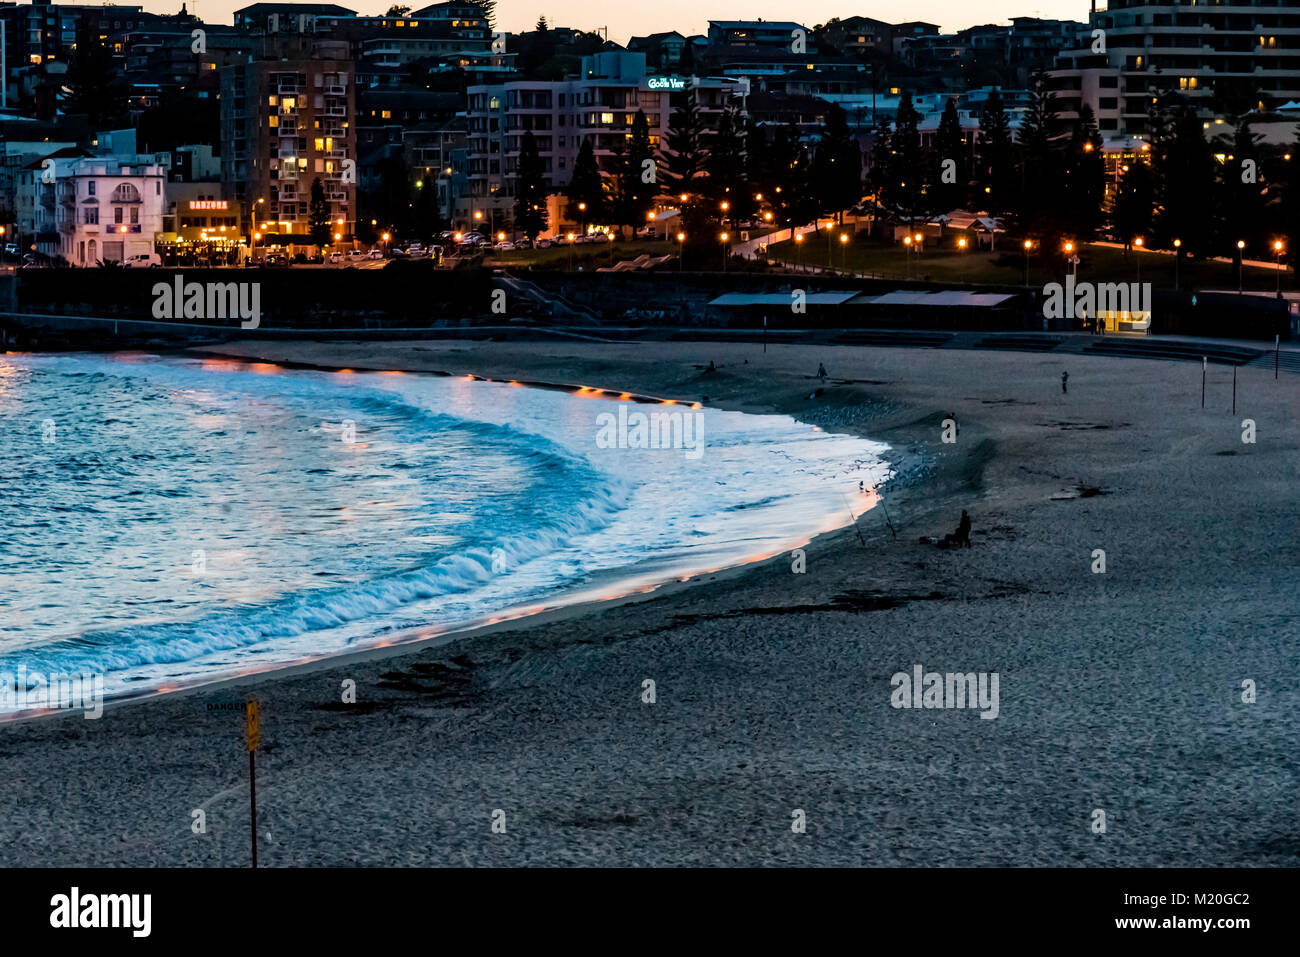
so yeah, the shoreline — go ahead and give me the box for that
[4,338,1297,866]
[0,351,904,724]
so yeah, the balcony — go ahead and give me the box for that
[325,85,346,96]
[278,125,299,137]
[325,106,348,117]
[327,191,347,202]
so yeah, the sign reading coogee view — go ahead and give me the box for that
[646,76,686,91]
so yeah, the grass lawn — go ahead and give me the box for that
[764,236,1296,292]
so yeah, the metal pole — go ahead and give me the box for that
[1201,357,1206,409]
[249,750,258,867]
[1232,365,1236,415]
[1275,335,1279,380]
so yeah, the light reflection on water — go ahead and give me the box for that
[0,353,890,709]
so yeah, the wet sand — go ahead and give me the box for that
[3,338,1297,866]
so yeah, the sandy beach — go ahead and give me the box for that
[3,337,1297,867]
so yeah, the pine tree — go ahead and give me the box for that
[1153,104,1215,256]
[933,97,967,212]
[308,177,332,249]
[1216,118,1266,261]
[1111,157,1155,250]
[1063,104,1105,240]
[662,89,706,196]
[566,137,605,223]
[811,102,861,222]
[705,97,749,227]
[1008,74,1069,251]
[514,130,549,241]
[882,94,925,227]
[618,110,657,230]
[977,88,1014,216]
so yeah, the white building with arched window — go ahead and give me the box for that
[56,160,167,266]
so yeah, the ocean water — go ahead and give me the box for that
[0,353,891,712]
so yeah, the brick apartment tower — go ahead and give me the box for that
[221,32,357,248]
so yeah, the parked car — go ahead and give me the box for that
[328,252,345,264]
[347,249,366,260]
[367,248,384,259]
[264,254,290,268]
[494,241,516,251]
[406,243,425,256]
[514,238,533,249]
[125,252,161,268]
[535,238,552,249]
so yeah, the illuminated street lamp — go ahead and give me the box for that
[1023,238,1034,287]
[676,231,685,272]
[794,230,804,271]
[1274,239,1285,295]
[1237,239,1246,292]
[720,231,729,272]
[1173,238,1182,290]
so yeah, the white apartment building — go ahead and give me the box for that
[1051,0,1300,136]
[18,157,165,264]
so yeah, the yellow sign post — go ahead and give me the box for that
[246,698,259,867]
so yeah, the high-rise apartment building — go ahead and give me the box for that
[1050,0,1300,136]
[220,38,356,246]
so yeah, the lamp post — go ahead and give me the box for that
[567,232,576,272]
[1023,238,1033,287]
[1134,236,1143,285]
[794,231,803,272]
[1173,238,1181,291]
[1274,240,1284,296]
[839,232,849,272]
[1237,239,1245,293]
[904,235,912,279]
[676,231,685,272]
[720,232,729,273]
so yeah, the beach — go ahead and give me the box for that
[3,338,1297,867]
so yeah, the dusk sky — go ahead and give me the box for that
[156,1,1096,45]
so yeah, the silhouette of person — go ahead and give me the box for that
[957,510,971,547]
[1061,371,1069,393]
[817,363,828,379]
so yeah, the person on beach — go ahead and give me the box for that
[957,510,971,547]
[1061,370,1069,393]
[817,363,828,379]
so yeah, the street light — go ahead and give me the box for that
[567,232,576,271]
[1274,239,1284,296]
[1173,238,1181,290]
[1134,237,1143,284]
[676,231,686,272]
[720,232,729,272]
[794,231,803,271]
[839,232,849,272]
[1023,238,1034,286]
[1237,239,1245,293]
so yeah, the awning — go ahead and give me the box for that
[709,292,861,306]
